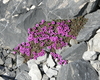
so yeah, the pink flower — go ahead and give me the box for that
[40,42,45,46]
[12,51,16,54]
[47,46,52,49]
[14,46,19,50]
[35,24,39,27]
[33,38,39,43]
[19,46,25,54]
[25,42,30,46]
[51,43,57,49]
[51,21,55,24]
[40,19,45,24]
[38,50,45,56]
[41,26,47,31]
[32,27,37,30]
[57,22,61,25]
[67,20,71,22]
[71,35,76,39]
[48,23,51,26]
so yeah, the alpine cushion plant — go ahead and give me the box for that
[13,16,87,65]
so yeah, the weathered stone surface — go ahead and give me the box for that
[2,50,8,57]
[57,59,98,80]
[92,33,100,53]
[7,53,15,60]
[0,77,5,80]
[96,28,100,33]
[45,0,88,20]
[5,67,16,78]
[0,66,5,75]
[0,0,98,49]
[56,45,69,55]
[5,58,12,67]
[70,39,77,46]
[50,77,55,80]
[27,59,42,80]
[19,63,29,72]
[46,54,55,68]
[43,63,49,73]
[46,68,58,78]
[16,54,24,67]
[0,58,4,65]
[90,60,100,71]
[77,10,100,42]
[76,27,99,42]
[15,71,31,80]
[86,0,99,13]
[61,42,87,61]
[28,63,42,80]
[82,51,97,60]
[36,53,47,64]
[0,0,46,49]
[42,74,49,80]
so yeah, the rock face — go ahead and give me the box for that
[27,59,42,80]
[0,0,99,49]
[57,59,98,80]
[77,10,100,42]
[61,42,87,61]
[92,33,100,53]
[15,71,31,80]
[82,51,97,60]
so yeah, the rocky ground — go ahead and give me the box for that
[0,0,100,80]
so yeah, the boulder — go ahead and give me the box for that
[57,59,98,80]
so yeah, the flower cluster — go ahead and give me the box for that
[13,19,77,65]
[50,52,68,65]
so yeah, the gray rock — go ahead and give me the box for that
[82,51,97,61]
[0,0,98,49]
[46,68,58,78]
[16,54,24,67]
[56,45,69,55]
[27,59,42,80]
[77,10,100,42]
[98,55,100,61]
[15,71,31,80]
[90,60,100,71]
[27,59,37,69]
[0,52,5,62]
[57,59,98,80]
[61,42,87,61]
[0,77,5,80]
[19,63,29,72]
[96,28,100,33]
[36,53,47,64]
[0,66,5,75]
[76,27,99,42]
[2,50,8,57]
[43,63,49,73]
[86,0,99,13]
[5,67,16,78]
[45,0,88,20]
[46,54,55,68]
[70,39,77,46]
[0,1,7,19]
[7,53,15,60]
[50,77,55,80]
[42,74,49,80]
[0,58,4,65]
[92,33,100,53]
[5,58,12,67]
